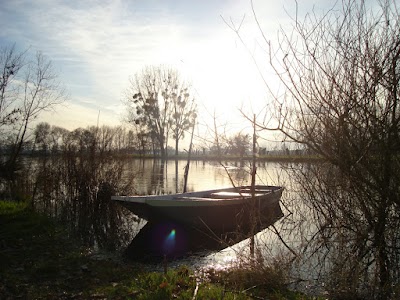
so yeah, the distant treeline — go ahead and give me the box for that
[0,121,309,160]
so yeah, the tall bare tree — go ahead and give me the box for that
[243,0,400,298]
[0,46,66,175]
[9,52,66,168]
[125,65,196,158]
[169,84,197,156]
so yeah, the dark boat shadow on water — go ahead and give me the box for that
[124,221,226,263]
[124,204,284,263]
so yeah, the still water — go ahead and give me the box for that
[24,156,324,292]
[115,159,289,269]
[122,159,284,195]
[24,156,293,270]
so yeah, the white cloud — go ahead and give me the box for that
[39,99,123,131]
[0,0,343,133]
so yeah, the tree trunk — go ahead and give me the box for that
[160,143,166,159]
[175,137,179,156]
[375,204,389,299]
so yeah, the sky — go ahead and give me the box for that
[0,0,335,145]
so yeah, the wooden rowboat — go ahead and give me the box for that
[112,185,283,234]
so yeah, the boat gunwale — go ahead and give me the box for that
[112,185,283,207]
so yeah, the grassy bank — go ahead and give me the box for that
[0,201,311,299]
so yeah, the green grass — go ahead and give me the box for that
[0,200,313,299]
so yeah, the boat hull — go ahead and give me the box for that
[113,185,283,233]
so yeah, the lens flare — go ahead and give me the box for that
[163,228,176,254]
[168,229,176,239]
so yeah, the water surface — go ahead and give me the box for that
[118,159,288,268]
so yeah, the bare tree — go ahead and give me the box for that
[0,46,66,175]
[131,124,151,156]
[49,125,69,153]
[227,132,250,158]
[169,83,197,156]
[241,0,400,298]
[34,122,52,153]
[125,65,196,158]
[8,51,66,168]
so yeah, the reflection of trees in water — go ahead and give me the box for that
[123,159,167,195]
[149,159,165,195]
[214,163,250,186]
[27,154,141,251]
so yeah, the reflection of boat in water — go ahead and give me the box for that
[112,185,283,234]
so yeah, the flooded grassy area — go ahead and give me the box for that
[0,200,312,299]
